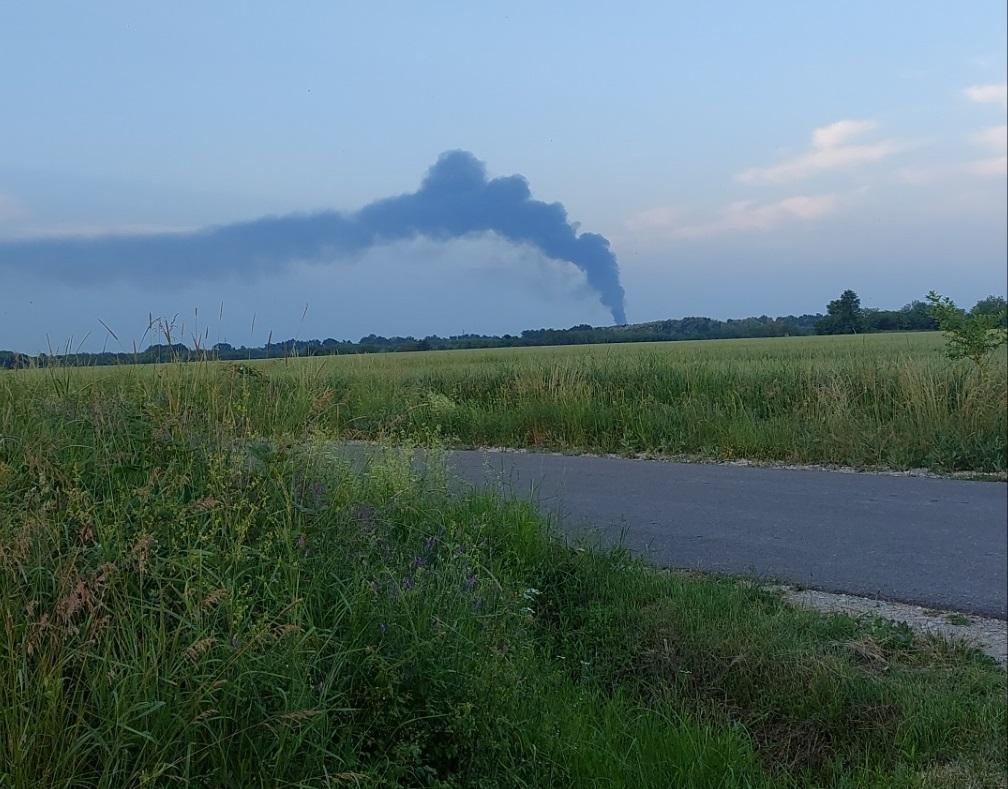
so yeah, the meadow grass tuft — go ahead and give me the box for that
[0,356,1004,786]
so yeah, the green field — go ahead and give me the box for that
[17,331,1005,472]
[1,345,1005,786]
[135,331,1006,473]
[257,331,1004,473]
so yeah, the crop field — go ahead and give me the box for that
[51,330,1004,472]
[261,331,1007,472]
[1,338,1005,786]
[16,331,1007,472]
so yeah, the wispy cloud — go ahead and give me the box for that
[811,119,876,149]
[899,124,1007,183]
[959,84,1008,175]
[738,120,904,184]
[971,124,1008,150]
[967,124,1007,176]
[627,194,840,239]
[964,156,1007,177]
[964,83,1008,108]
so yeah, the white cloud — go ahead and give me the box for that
[738,120,904,184]
[965,124,1007,177]
[964,156,1008,177]
[964,83,1008,108]
[902,124,1007,182]
[971,124,1008,150]
[811,119,877,149]
[626,194,841,239]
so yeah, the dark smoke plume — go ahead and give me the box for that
[0,151,627,324]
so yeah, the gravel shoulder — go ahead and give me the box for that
[771,585,1007,665]
[471,444,1008,482]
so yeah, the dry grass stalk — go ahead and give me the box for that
[191,496,219,512]
[270,623,302,641]
[56,578,91,625]
[191,708,219,724]
[200,588,228,610]
[130,533,156,571]
[279,709,321,723]
[185,637,215,662]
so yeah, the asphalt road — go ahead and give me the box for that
[437,450,1008,618]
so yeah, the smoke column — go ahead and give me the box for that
[0,151,627,324]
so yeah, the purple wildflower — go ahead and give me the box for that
[410,555,428,570]
[401,577,414,591]
[423,536,436,552]
[463,573,477,591]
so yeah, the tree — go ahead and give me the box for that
[971,295,1008,328]
[926,291,1008,368]
[861,308,898,332]
[898,300,938,331]
[816,290,863,334]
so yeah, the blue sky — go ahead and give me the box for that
[1,2,1005,351]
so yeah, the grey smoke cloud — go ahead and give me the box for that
[0,151,627,324]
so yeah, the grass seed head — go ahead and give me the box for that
[184,637,215,663]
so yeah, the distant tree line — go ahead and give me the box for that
[2,291,1005,368]
[814,291,1006,336]
[814,291,937,335]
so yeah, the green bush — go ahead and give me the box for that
[927,291,1008,368]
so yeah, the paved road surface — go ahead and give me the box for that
[434,451,1008,618]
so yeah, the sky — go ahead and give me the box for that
[1,1,1005,352]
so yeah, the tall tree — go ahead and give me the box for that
[816,289,863,334]
[971,295,1008,328]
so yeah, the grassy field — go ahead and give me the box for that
[23,331,1007,472]
[1,359,1005,786]
[272,331,1005,472]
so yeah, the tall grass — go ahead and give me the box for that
[14,332,1005,471]
[0,360,1004,786]
[281,332,1005,471]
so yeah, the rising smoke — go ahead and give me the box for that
[0,151,627,324]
